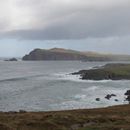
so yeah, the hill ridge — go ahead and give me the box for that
[22,48,130,61]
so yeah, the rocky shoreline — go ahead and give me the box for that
[72,63,130,80]
[95,90,130,103]
[72,63,130,104]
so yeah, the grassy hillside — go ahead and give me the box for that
[73,63,130,80]
[0,105,130,130]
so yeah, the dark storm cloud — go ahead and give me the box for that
[1,0,130,40]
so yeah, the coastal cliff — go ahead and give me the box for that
[22,48,130,61]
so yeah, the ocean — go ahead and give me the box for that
[0,61,129,111]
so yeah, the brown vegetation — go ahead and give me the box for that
[0,105,130,130]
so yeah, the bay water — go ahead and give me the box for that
[0,61,129,111]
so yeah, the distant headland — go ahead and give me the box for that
[22,48,130,61]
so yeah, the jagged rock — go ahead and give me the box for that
[125,90,130,104]
[111,94,116,97]
[126,96,130,103]
[105,95,112,100]
[95,98,100,101]
[124,90,130,96]
[105,94,117,100]
[115,99,119,102]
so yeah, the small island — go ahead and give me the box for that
[72,63,130,80]
[4,58,17,61]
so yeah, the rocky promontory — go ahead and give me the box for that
[22,48,111,61]
[73,63,130,80]
[22,48,130,61]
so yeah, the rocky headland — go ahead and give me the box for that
[22,48,130,61]
[72,63,130,80]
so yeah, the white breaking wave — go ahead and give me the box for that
[73,94,87,100]
[53,73,81,82]
[51,85,129,110]
[53,73,116,83]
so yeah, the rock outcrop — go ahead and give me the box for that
[4,58,17,61]
[73,63,130,80]
[125,90,130,103]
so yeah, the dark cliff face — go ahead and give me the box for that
[22,48,110,61]
[23,49,86,60]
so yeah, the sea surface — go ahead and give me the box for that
[0,61,130,111]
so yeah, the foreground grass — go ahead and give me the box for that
[0,105,130,130]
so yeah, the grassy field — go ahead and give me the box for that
[102,64,130,76]
[0,104,130,130]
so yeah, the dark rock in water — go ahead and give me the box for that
[115,99,119,102]
[125,90,130,96]
[105,94,117,100]
[72,70,87,75]
[111,94,116,97]
[95,98,100,101]
[124,90,130,104]
[4,58,17,61]
[9,58,17,61]
[126,96,130,103]
[105,95,110,100]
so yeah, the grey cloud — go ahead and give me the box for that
[1,0,130,40]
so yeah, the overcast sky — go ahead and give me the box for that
[0,0,130,57]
